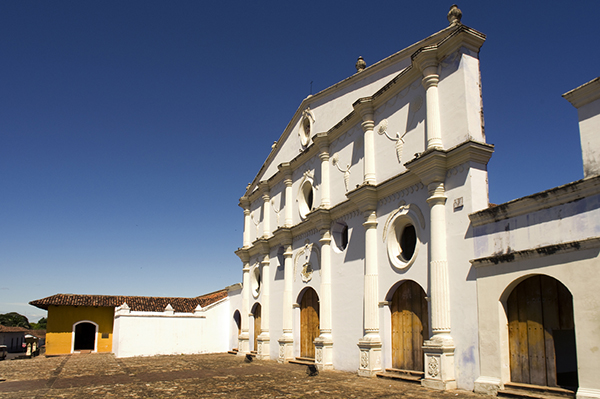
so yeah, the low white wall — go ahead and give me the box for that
[113,298,231,358]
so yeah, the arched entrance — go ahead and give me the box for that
[300,288,319,359]
[252,303,261,352]
[507,275,578,388]
[73,322,96,351]
[390,281,428,371]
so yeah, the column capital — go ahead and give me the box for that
[412,46,439,82]
[259,181,270,198]
[278,162,293,180]
[311,208,331,232]
[353,97,374,130]
[313,132,330,153]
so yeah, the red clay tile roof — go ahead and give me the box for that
[0,325,29,333]
[29,289,228,313]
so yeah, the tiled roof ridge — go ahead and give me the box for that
[0,324,30,333]
[29,289,228,313]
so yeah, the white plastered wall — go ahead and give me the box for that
[113,298,231,358]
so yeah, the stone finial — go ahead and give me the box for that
[447,4,462,26]
[355,56,366,73]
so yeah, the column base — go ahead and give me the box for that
[473,376,501,396]
[277,334,294,363]
[256,333,270,360]
[237,332,250,355]
[577,388,600,399]
[314,334,333,371]
[421,338,456,390]
[357,334,382,377]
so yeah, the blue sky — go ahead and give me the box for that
[1,1,598,322]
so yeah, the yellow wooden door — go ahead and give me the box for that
[508,275,577,388]
[253,304,261,352]
[300,288,320,358]
[391,281,428,371]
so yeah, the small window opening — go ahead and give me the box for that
[341,225,349,249]
[399,224,417,261]
[307,189,313,210]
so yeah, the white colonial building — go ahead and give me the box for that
[230,6,600,399]
[233,5,489,391]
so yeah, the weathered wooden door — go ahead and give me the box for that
[253,304,261,352]
[391,281,428,371]
[507,275,578,388]
[300,288,320,358]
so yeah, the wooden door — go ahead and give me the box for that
[391,281,428,371]
[300,288,320,358]
[507,275,577,388]
[253,304,261,352]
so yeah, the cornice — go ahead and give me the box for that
[563,77,600,109]
[405,149,448,186]
[469,175,600,227]
[311,208,332,231]
[235,247,250,263]
[445,140,494,169]
[347,183,379,213]
[470,236,600,268]
[269,227,293,247]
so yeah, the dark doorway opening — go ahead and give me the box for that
[74,322,96,351]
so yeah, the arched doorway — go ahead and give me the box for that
[390,281,428,371]
[73,322,96,351]
[252,303,261,352]
[507,275,578,388]
[300,288,319,359]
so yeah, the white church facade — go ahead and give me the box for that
[230,6,600,399]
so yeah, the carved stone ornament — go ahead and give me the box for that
[331,152,351,192]
[301,262,313,282]
[447,4,462,26]
[316,347,323,363]
[428,356,440,378]
[279,344,285,359]
[360,351,369,369]
[257,344,262,356]
[355,56,366,72]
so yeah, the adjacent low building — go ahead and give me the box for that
[30,285,240,357]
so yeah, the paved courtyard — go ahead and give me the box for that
[0,352,489,398]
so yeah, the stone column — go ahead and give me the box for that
[348,186,382,377]
[353,99,376,184]
[240,197,251,248]
[260,181,271,238]
[313,209,333,370]
[313,133,330,208]
[414,48,443,150]
[235,249,251,354]
[256,245,271,359]
[420,180,455,390]
[278,163,293,227]
[277,232,294,363]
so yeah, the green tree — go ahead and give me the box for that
[0,312,31,329]
[30,317,47,330]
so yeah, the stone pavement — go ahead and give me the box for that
[0,352,490,398]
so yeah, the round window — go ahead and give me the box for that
[398,224,416,261]
[251,266,261,298]
[299,111,313,147]
[298,180,314,219]
[387,216,419,269]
